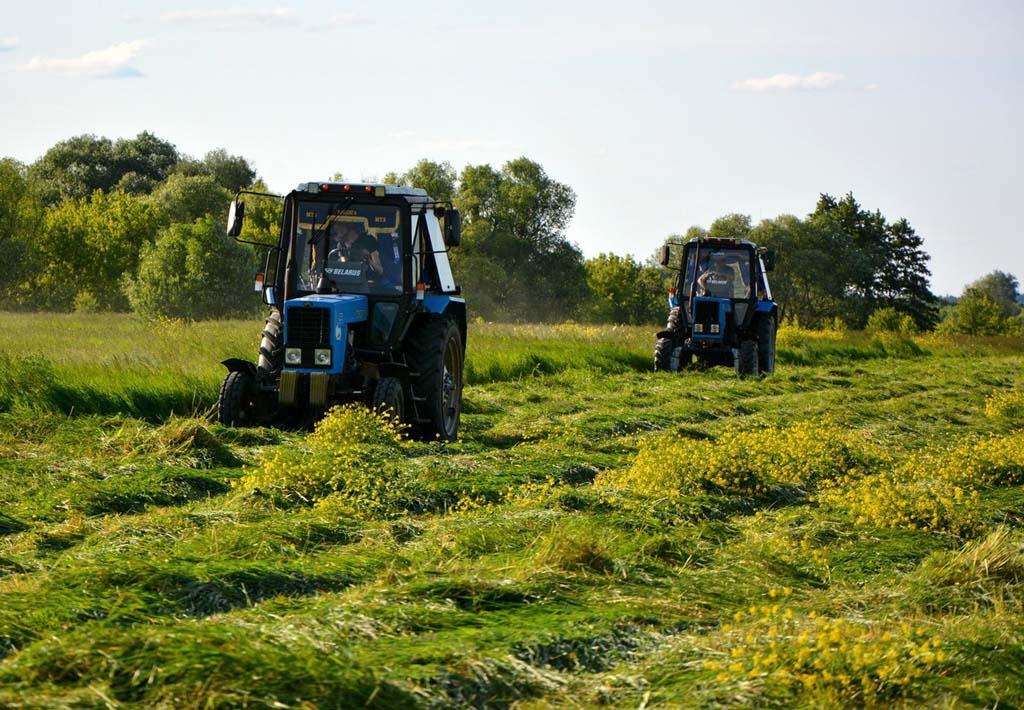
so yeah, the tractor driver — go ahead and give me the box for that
[696,251,737,298]
[328,222,384,278]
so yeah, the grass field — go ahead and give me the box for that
[1,312,1023,708]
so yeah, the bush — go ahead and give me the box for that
[866,307,918,334]
[125,216,259,320]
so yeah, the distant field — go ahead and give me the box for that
[1,312,1023,708]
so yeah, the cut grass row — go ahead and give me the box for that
[0,312,1023,707]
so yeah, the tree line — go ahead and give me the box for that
[0,133,1019,333]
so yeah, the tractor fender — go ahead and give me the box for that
[420,295,467,352]
[221,358,259,378]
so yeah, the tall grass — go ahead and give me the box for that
[3,312,1020,420]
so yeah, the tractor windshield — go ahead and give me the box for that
[293,201,403,295]
[682,246,753,300]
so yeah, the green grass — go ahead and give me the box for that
[1,312,1023,708]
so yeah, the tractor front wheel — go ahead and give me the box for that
[406,317,464,441]
[654,337,677,372]
[372,376,405,428]
[734,340,760,378]
[218,370,255,426]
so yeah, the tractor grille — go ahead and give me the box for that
[694,300,720,326]
[287,307,330,347]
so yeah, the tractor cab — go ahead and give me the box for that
[655,237,778,377]
[218,181,467,440]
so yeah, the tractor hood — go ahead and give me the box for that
[281,294,368,374]
[285,293,369,328]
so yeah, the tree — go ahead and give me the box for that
[451,157,585,321]
[0,159,43,304]
[938,293,1008,336]
[113,132,180,188]
[708,213,752,241]
[581,253,665,324]
[29,134,117,204]
[202,149,256,193]
[125,217,258,320]
[962,271,1021,319]
[801,193,937,329]
[146,174,230,227]
[32,191,160,311]
[399,159,456,202]
[875,218,939,329]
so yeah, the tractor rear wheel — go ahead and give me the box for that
[257,310,283,380]
[734,340,760,378]
[218,370,255,426]
[757,314,777,375]
[406,317,463,441]
[372,376,405,427]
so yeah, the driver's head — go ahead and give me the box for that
[331,222,356,243]
[711,252,727,265]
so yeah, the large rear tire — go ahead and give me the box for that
[406,317,463,441]
[757,314,777,375]
[218,370,255,427]
[734,340,760,379]
[257,310,283,380]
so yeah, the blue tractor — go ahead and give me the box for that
[654,237,778,377]
[218,181,466,440]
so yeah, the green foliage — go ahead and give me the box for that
[580,253,665,324]
[397,159,456,202]
[25,190,161,311]
[201,148,257,193]
[866,307,918,334]
[939,292,1020,336]
[452,157,585,321]
[146,173,230,226]
[30,132,181,204]
[0,159,43,303]
[708,213,752,241]
[963,270,1022,319]
[749,194,938,330]
[125,217,258,320]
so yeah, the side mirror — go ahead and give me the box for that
[444,209,461,248]
[263,286,277,306]
[226,199,245,237]
[762,250,776,272]
[659,244,671,267]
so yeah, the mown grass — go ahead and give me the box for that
[1,311,1023,708]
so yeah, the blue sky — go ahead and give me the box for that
[1,1,1021,296]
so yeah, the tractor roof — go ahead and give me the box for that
[687,237,760,250]
[296,181,432,203]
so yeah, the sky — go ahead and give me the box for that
[1,0,1021,296]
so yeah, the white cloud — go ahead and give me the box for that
[0,36,19,52]
[326,13,373,29]
[730,71,845,92]
[864,82,880,92]
[21,40,145,78]
[159,7,296,28]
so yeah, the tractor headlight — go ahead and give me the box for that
[710,324,720,334]
[314,348,331,366]
[693,323,704,333]
[285,348,302,365]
